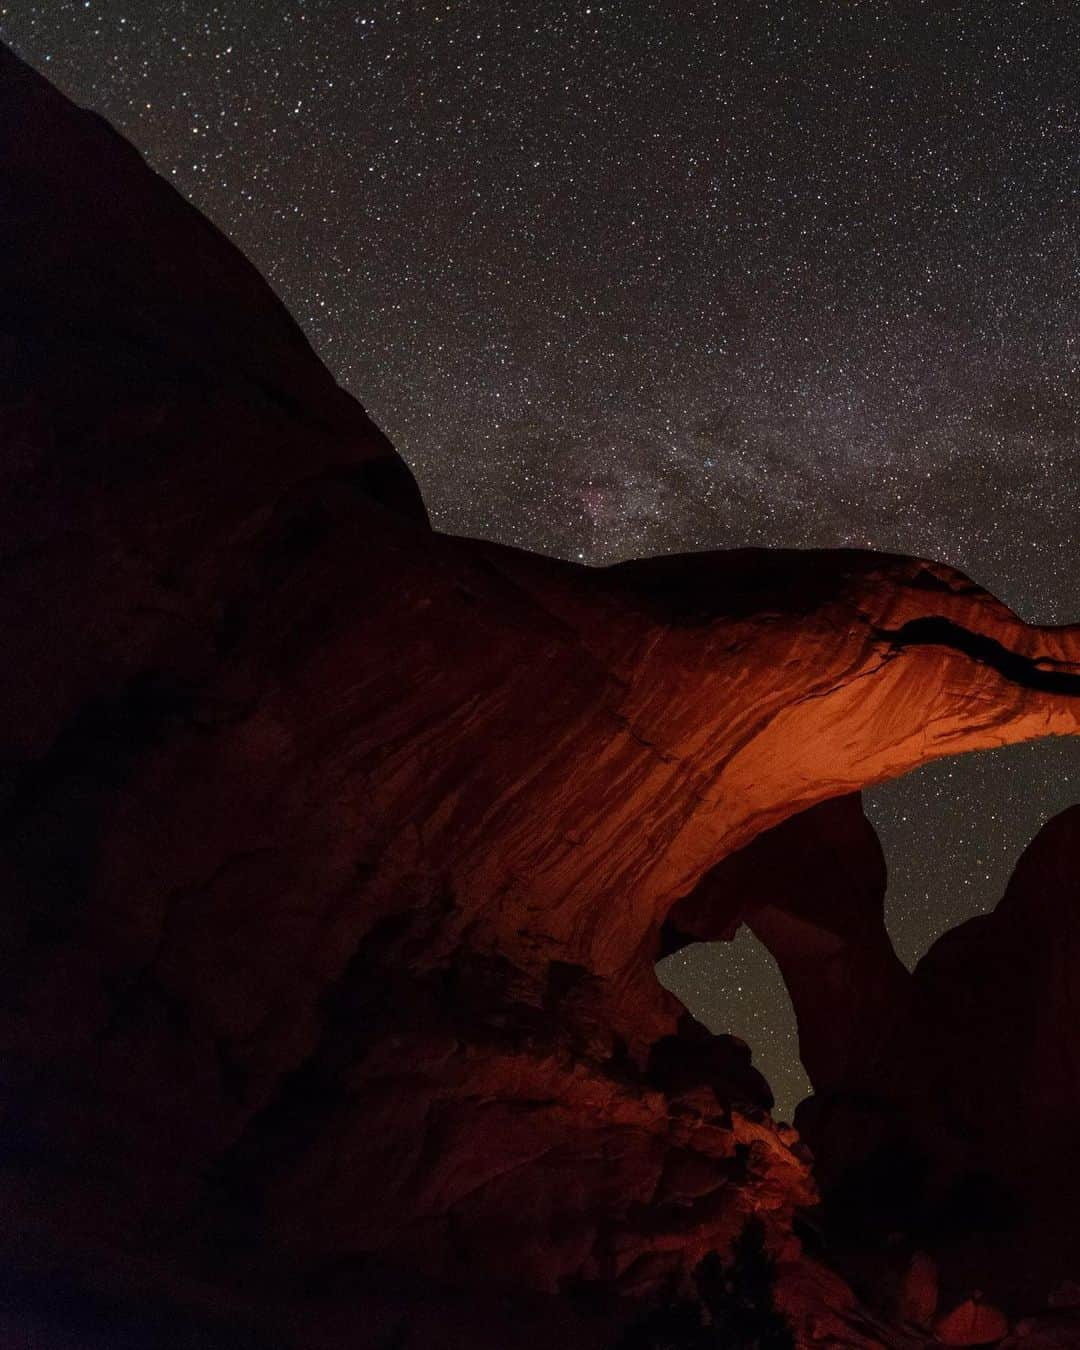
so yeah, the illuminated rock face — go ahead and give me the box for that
[5,39,1080,1349]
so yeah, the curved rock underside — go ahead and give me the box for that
[4,42,1080,1349]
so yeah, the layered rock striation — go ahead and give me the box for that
[4,41,1080,1348]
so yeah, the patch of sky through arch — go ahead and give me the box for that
[658,735,1080,1121]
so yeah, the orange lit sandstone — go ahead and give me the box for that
[4,39,1080,1350]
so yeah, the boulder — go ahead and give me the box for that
[934,1297,1008,1346]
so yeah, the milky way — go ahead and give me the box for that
[5,1,1079,1117]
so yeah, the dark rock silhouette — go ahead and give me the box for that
[799,805,1080,1317]
[664,794,911,1096]
[678,796,1080,1327]
[5,39,1080,1349]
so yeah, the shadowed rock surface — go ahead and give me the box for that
[794,804,1080,1319]
[675,796,1080,1331]
[663,794,912,1096]
[4,41,1080,1349]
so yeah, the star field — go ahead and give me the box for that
[4,1,1079,1120]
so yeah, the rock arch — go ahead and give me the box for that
[6,38,1080,1347]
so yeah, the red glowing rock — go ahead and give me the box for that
[5,36,1080,1350]
[934,1297,1008,1346]
[898,1251,940,1327]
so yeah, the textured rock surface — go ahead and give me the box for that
[783,805,1080,1317]
[933,1298,1009,1346]
[663,793,912,1095]
[701,794,1080,1319]
[6,41,1080,1349]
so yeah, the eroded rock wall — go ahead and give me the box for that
[5,40,1080,1348]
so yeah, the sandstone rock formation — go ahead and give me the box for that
[5,40,1080,1349]
[795,804,1080,1318]
[934,1297,1009,1346]
[677,791,1080,1324]
[663,792,912,1096]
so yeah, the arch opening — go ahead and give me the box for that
[654,734,1080,1127]
[866,735,1080,969]
[656,930,810,1120]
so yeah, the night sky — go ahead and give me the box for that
[5,2,1079,1117]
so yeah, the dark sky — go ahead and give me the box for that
[5,1,1080,1117]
